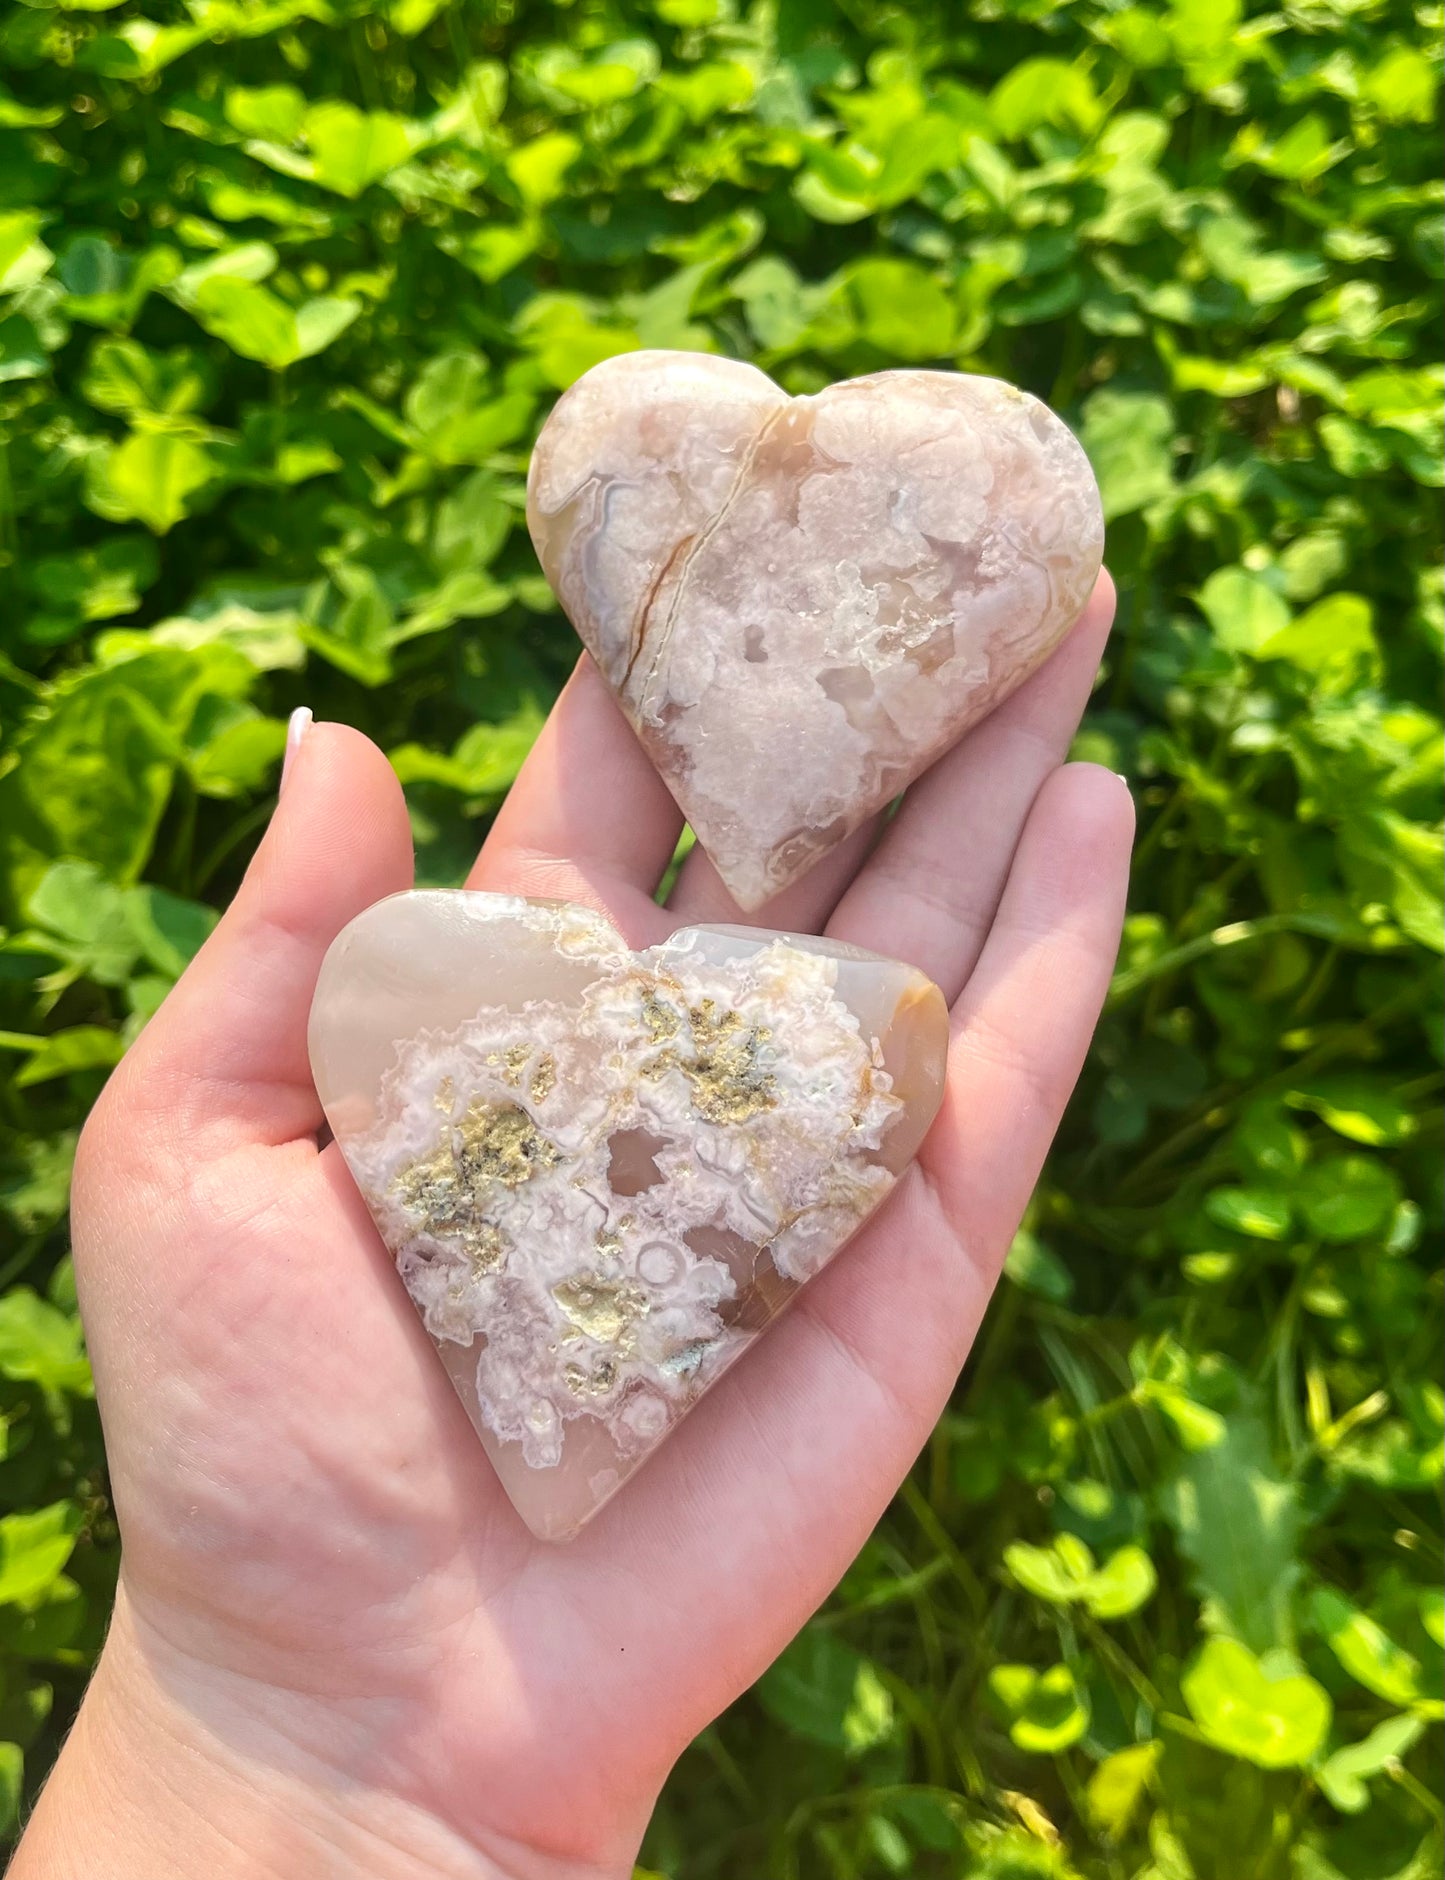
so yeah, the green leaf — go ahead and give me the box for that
[30,534,160,627]
[1257,594,1378,687]
[758,1629,895,1755]
[0,1503,84,1606]
[403,352,533,463]
[301,571,395,687]
[124,602,306,674]
[187,276,359,371]
[1312,1588,1421,1707]
[1183,1638,1330,1768]
[81,338,208,417]
[304,102,418,197]
[23,860,137,984]
[517,297,640,390]
[432,473,513,574]
[0,1289,92,1396]
[0,647,251,899]
[0,211,53,293]
[841,1660,894,1756]
[201,176,334,234]
[1197,570,1292,656]
[169,242,278,311]
[1204,1186,1292,1241]
[292,296,361,361]
[1080,390,1175,520]
[1005,1535,1156,1620]
[223,83,306,143]
[0,1134,76,1237]
[11,1025,125,1087]
[1198,214,1327,308]
[989,59,1101,139]
[87,432,216,534]
[1339,810,1445,953]
[1318,1714,1425,1814]
[1004,1229,1074,1303]
[123,884,216,979]
[1285,1077,1416,1147]
[0,86,62,129]
[1004,1533,1096,1603]
[77,18,208,79]
[188,711,287,798]
[1086,1742,1161,1841]
[1159,1410,1301,1654]
[844,258,955,361]
[1294,1157,1402,1243]
[988,1662,1091,1754]
[0,1741,21,1838]
[1147,1385,1227,1451]
[390,707,544,799]
[0,311,50,383]
[191,276,297,367]
[453,222,538,285]
[1361,46,1439,124]
[0,1570,85,1658]
[1085,1546,1158,1621]
[506,131,581,207]
[535,39,659,109]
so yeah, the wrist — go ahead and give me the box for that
[12,1587,630,1880]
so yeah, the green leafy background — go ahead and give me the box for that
[1,0,1441,1870]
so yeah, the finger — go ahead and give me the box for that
[826,571,1116,1002]
[930,760,1134,1249]
[664,817,879,934]
[569,762,1134,1736]
[467,657,681,947]
[107,721,414,1151]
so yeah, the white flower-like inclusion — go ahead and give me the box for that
[344,942,900,1469]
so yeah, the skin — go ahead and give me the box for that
[12,573,1132,1879]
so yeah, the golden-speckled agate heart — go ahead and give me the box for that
[309,892,948,1540]
[528,352,1104,910]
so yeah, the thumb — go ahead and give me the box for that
[113,716,413,1152]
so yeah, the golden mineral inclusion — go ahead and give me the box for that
[527,351,1105,911]
[308,892,949,1541]
[643,997,778,1126]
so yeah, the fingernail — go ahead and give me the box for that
[281,707,312,795]
[1114,771,1130,787]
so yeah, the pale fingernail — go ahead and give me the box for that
[281,707,313,795]
[1114,772,1130,787]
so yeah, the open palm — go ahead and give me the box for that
[52,575,1130,1879]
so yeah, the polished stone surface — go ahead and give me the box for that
[309,891,949,1539]
[528,353,1104,909]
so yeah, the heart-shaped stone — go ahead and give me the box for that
[528,352,1104,910]
[310,892,947,1539]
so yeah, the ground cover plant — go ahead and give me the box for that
[0,0,1441,1869]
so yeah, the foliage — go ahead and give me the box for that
[0,0,1441,1867]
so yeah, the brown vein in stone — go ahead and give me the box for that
[631,403,788,714]
[621,532,694,693]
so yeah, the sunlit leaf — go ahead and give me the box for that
[1312,1587,1421,1707]
[1318,1713,1424,1814]
[303,102,420,197]
[0,1504,84,1606]
[988,1662,1091,1754]
[86,432,216,534]
[1182,1638,1330,1768]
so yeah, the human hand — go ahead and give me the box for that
[13,576,1131,1879]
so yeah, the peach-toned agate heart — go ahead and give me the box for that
[309,891,947,1540]
[527,352,1104,910]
